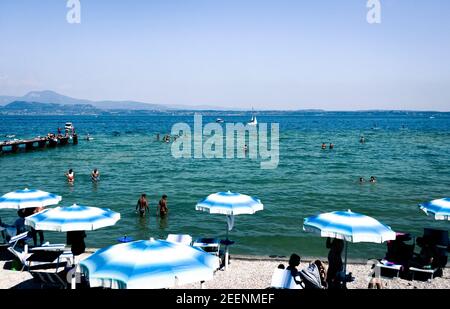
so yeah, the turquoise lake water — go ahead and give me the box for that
[1,112,449,259]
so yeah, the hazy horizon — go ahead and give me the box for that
[1,1,449,111]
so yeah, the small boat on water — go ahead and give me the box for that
[65,122,74,132]
[216,118,224,123]
[247,108,257,126]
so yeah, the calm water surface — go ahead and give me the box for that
[1,112,449,259]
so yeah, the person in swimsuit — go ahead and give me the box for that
[91,168,100,182]
[136,194,149,217]
[157,194,168,217]
[321,143,327,150]
[65,169,74,184]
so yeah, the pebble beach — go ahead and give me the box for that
[1,250,448,289]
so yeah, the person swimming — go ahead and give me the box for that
[91,168,100,182]
[360,136,365,144]
[369,176,377,183]
[321,143,327,149]
[329,143,334,149]
[359,177,365,183]
[65,169,74,184]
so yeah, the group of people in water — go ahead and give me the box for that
[156,133,180,143]
[135,193,169,218]
[359,176,377,183]
[321,143,334,150]
[281,237,348,289]
[64,168,100,184]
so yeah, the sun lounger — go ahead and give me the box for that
[166,234,193,246]
[193,238,221,256]
[374,260,402,279]
[7,232,32,271]
[31,270,68,289]
[30,242,74,269]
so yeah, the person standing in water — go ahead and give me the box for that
[321,143,327,149]
[157,194,169,217]
[135,194,149,217]
[329,143,334,149]
[91,168,100,182]
[360,135,365,144]
[65,169,74,184]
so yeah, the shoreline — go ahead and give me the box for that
[1,247,449,289]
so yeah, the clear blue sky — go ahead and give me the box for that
[0,0,449,110]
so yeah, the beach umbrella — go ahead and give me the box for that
[195,191,263,269]
[0,188,61,209]
[79,238,220,289]
[24,204,120,232]
[303,209,396,287]
[419,198,450,221]
[25,204,120,289]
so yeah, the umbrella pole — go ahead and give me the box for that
[225,224,229,270]
[343,240,348,288]
[71,256,77,289]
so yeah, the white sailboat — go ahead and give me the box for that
[247,109,257,126]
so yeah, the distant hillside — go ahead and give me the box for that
[0,90,168,111]
[0,101,103,115]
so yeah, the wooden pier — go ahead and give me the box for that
[0,134,78,154]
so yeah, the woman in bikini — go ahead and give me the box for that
[65,169,75,184]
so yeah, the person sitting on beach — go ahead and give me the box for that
[157,194,169,217]
[65,169,74,184]
[136,194,149,217]
[91,168,100,182]
[321,143,327,149]
[369,176,377,183]
[286,253,302,284]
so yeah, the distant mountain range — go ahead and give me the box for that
[0,101,104,115]
[0,90,228,111]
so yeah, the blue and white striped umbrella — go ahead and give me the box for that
[0,188,62,209]
[195,191,263,216]
[25,204,120,232]
[79,239,220,289]
[195,191,263,270]
[303,210,396,243]
[419,198,450,220]
[303,210,396,286]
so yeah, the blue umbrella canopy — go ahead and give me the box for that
[419,198,450,221]
[195,191,264,270]
[79,239,220,289]
[303,210,396,243]
[303,210,396,286]
[25,204,120,232]
[195,191,263,216]
[0,188,61,209]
